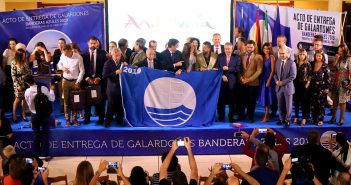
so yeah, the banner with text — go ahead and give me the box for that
[120,67,222,127]
[12,126,351,156]
[235,2,341,55]
[0,3,104,55]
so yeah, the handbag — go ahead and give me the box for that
[342,79,350,89]
[70,90,86,111]
[86,85,102,105]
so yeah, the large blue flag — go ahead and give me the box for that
[120,66,222,127]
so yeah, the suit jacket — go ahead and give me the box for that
[274,58,296,95]
[155,51,162,62]
[102,60,122,96]
[195,52,217,71]
[135,58,161,70]
[216,53,241,89]
[130,50,146,66]
[160,49,185,72]
[239,53,263,86]
[121,48,132,64]
[211,45,225,55]
[82,49,107,80]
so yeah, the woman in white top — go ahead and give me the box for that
[329,132,351,185]
[2,38,17,112]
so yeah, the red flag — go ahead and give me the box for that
[254,8,261,54]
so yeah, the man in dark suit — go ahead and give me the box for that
[274,47,296,127]
[135,48,161,69]
[149,40,162,62]
[211,33,225,55]
[216,42,241,122]
[160,38,185,74]
[82,36,108,124]
[118,38,132,65]
[102,48,124,128]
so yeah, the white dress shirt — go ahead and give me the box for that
[214,45,222,54]
[57,52,85,83]
[2,49,15,66]
[25,85,55,114]
[147,59,154,69]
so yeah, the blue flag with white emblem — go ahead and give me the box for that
[120,66,222,127]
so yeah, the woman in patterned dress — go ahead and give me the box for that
[306,51,330,126]
[11,49,31,122]
[330,45,351,126]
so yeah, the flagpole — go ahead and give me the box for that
[340,11,347,44]
[233,0,237,44]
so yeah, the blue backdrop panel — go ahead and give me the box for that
[12,125,351,156]
[0,3,104,54]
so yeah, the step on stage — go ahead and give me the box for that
[11,106,351,156]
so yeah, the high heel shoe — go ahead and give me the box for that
[22,116,28,122]
[328,117,336,124]
[337,118,344,126]
[12,118,20,123]
[293,117,298,124]
[261,113,270,122]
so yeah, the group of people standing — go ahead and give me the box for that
[1,32,351,129]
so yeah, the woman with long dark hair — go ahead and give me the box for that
[182,42,196,72]
[257,42,276,122]
[118,164,150,185]
[329,44,351,126]
[29,42,52,74]
[307,51,330,126]
[11,49,31,122]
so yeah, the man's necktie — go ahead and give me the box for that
[279,61,285,80]
[215,47,219,55]
[246,53,251,67]
[90,50,95,75]
[226,57,230,66]
[171,52,175,62]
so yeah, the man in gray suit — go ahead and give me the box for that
[274,48,296,127]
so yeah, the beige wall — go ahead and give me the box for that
[5,2,37,11]
[294,1,329,11]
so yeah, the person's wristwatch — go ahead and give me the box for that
[95,171,101,177]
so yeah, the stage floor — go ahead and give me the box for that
[9,104,351,156]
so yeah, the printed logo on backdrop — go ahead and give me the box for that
[320,130,338,149]
[144,77,196,126]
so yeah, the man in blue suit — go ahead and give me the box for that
[160,38,185,74]
[216,42,241,122]
[102,48,124,127]
[274,48,296,127]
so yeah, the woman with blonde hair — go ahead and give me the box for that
[293,48,311,125]
[73,161,94,185]
[11,49,31,122]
